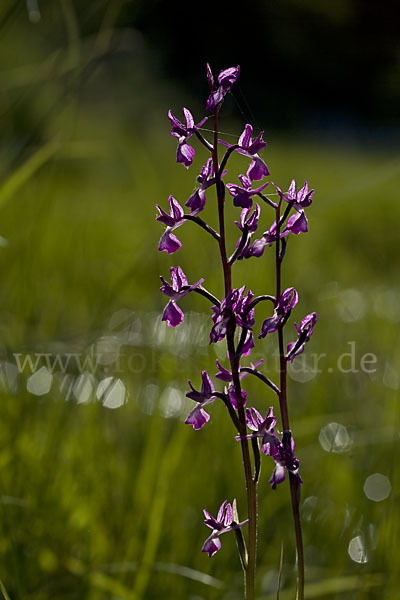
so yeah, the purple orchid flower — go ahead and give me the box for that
[210,287,255,343]
[227,169,269,209]
[244,210,308,259]
[210,288,242,343]
[168,107,207,168]
[156,196,186,254]
[269,431,302,490]
[185,158,227,214]
[156,195,184,227]
[235,407,280,455]
[284,210,308,236]
[158,230,182,254]
[206,65,240,113]
[235,409,302,488]
[215,360,233,382]
[286,312,317,362]
[233,203,261,259]
[185,370,217,430]
[236,288,255,329]
[259,287,298,338]
[273,179,315,210]
[220,123,269,181]
[237,123,267,155]
[235,203,261,235]
[227,383,247,410]
[240,330,255,356]
[202,499,249,557]
[160,266,204,327]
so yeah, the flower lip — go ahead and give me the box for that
[158,230,182,255]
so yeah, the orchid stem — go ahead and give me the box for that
[275,202,304,600]
[211,104,257,600]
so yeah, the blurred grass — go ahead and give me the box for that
[0,3,399,599]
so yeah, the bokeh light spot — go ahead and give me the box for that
[160,385,184,419]
[348,535,368,563]
[373,288,400,322]
[302,496,318,522]
[337,289,367,322]
[138,383,159,415]
[73,372,96,404]
[319,422,352,453]
[93,336,121,366]
[27,367,52,396]
[288,356,318,383]
[97,378,126,409]
[363,473,391,502]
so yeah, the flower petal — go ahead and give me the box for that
[177,141,195,168]
[162,300,184,327]
[247,157,269,181]
[183,107,194,130]
[158,230,182,254]
[286,211,308,235]
[217,66,240,89]
[269,463,286,489]
[238,124,253,149]
[202,533,221,557]
[185,405,210,430]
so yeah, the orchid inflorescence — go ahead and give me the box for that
[156,64,316,599]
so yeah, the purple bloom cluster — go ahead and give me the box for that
[157,64,317,568]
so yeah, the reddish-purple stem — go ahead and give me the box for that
[275,202,305,600]
[211,105,257,600]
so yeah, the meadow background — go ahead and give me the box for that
[0,1,399,598]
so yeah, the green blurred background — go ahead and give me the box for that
[0,1,399,598]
